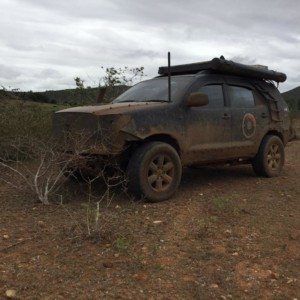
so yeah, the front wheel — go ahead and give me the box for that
[127,142,182,202]
[252,135,285,177]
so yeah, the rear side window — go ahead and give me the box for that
[197,85,224,108]
[229,86,255,108]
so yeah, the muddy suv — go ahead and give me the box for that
[53,58,290,202]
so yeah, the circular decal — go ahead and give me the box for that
[242,113,256,139]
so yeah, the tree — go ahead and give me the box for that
[97,66,145,103]
[74,77,86,104]
[101,66,144,87]
[74,77,97,105]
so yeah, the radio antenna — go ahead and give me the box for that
[168,52,171,102]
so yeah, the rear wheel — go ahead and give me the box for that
[127,142,182,202]
[252,135,285,177]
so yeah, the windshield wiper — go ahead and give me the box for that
[113,100,135,103]
[114,99,168,103]
[140,99,168,103]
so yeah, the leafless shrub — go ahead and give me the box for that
[81,164,127,236]
[0,93,128,238]
[0,126,126,208]
[0,136,76,204]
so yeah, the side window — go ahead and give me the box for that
[197,85,224,108]
[229,86,255,108]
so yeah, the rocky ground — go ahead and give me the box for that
[0,140,299,299]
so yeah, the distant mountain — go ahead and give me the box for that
[282,86,300,111]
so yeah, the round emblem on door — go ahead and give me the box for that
[242,113,256,139]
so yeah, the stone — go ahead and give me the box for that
[37,220,45,227]
[267,270,279,280]
[5,290,17,299]
[153,220,163,224]
[103,262,113,268]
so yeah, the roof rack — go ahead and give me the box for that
[158,57,287,83]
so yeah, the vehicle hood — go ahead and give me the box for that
[56,101,167,116]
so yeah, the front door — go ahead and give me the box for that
[184,80,232,164]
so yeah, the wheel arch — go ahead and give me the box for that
[142,134,181,155]
[123,133,181,163]
[264,130,284,143]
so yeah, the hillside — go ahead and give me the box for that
[282,86,300,111]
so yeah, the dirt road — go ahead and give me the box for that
[0,141,299,299]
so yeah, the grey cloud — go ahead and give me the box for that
[6,42,44,52]
[0,64,21,79]
[38,68,62,78]
[230,56,257,65]
[120,49,161,60]
[0,0,299,91]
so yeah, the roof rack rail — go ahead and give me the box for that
[158,57,287,83]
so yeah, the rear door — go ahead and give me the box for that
[184,76,232,163]
[225,77,270,157]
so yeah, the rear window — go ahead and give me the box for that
[229,86,255,108]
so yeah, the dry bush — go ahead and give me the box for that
[0,97,128,237]
[80,167,127,237]
[0,100,67,204]
[0,128,127,239]
[0,135,128,242]
[1,137,76,204]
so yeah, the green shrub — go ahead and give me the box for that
[0,100,56,160]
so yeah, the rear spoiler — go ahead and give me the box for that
[158,57,287,83]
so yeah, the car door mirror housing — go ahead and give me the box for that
[186,93,209,107]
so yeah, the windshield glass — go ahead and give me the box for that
[113,76,193,103]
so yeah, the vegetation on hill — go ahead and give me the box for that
[0,99,66,159]
[0,86,129,106]
[282,86,300,111]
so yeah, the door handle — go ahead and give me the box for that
[261,112,267,118]
[222,113,231,120]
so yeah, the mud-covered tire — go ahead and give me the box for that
[127,142,182,202]
[252,135,285,177]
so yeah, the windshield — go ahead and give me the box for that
[113,76,193,103]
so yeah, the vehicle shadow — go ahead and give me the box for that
[64,164,256,205]
[180,164,255,190]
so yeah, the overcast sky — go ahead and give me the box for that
[0,0,299,92]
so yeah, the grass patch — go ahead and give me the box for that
[210,196,240,216]
[113,237,130,252]
[195,216,218,239]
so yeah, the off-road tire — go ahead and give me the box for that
[252,135,285,177]
[127,142,182,202]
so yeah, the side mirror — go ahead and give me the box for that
[186,92,209,107]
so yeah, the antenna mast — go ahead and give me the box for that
[168,52,171,102]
